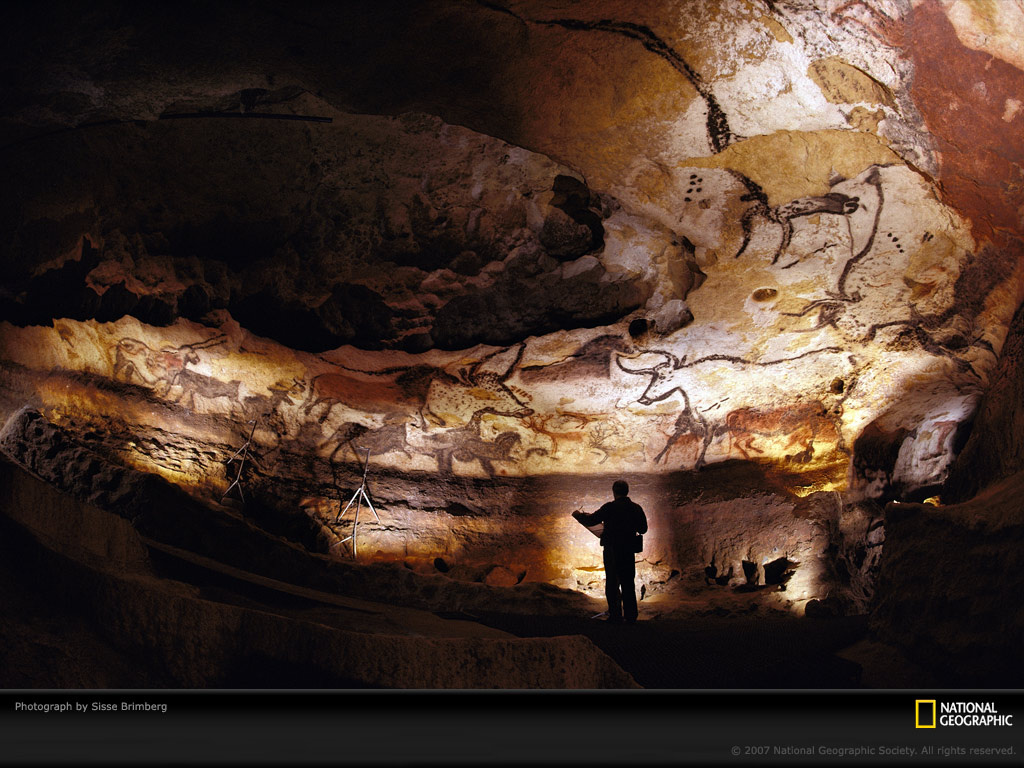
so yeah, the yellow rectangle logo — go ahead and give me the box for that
[916,700,937,728]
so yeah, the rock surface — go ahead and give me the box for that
[871,471,1024,687]
[0,434,637,688]
[2,1,1024,686]
[945,300,1024,502]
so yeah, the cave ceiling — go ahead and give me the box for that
[2,0,1024,506]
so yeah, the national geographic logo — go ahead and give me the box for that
[916,700,1014,728]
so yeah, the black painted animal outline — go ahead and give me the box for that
[112,334,226,396]
[420,411,523,477]
[477,2,735,153]
[321,420,414,466]
[774,167,884,332]
[167,367,244,413]
[730,169,863,267]
[772,166,977,368]
[616,346,844,468]
[242,377,306,440]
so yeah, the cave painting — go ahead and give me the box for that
[585,415,646,466]
[318,411,523,478]
[298,345,535,476]
[321,420,412,464]
[420,343,533,428]
[741,164,975,362]
[112,334,229,398]
[724,402,839,464]
[302,370,412,424]
[615,346,847,468]
[303,343,532,431]
[522,412,589,458]
[622,160,981,475]
[486,6,735,155]
[113,337,197,393]
[731,170,862,267]
[166,369,243,413]
[29,158,977,484]
[419,413,523,477]
[109,333,293,420]
[244,378,307,440]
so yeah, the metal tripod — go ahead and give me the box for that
[334,446,379,558]
[222,418,258,504]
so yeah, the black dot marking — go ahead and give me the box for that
[690,174,697,179]
[696,188,702,192]
[685,197,691,202]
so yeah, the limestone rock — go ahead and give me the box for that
[1,0,1024,687]
[871,473,1024,686]
[946,301,1024,501]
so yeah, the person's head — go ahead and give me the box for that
[612,480,629,498]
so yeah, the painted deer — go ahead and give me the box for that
[615,346,844,468]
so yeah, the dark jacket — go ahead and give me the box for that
[577,497,647,549]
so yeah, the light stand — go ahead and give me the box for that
[222,418,258,504]
[334,445,380,558]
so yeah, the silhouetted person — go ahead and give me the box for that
[573,480,648,624]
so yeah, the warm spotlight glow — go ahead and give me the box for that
[790,479,845,497]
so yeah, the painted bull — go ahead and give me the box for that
[112,335,225,395]
[168,369,243,412]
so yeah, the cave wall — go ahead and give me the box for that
[945,300,1024,502]
[0,458,636,687]
[1,0,1024,656]
[3,1,1020,500]
[0,150,993,487]
[871,470,1024,687]
[0,404,852,613]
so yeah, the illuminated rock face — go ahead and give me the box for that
[0,138,993,494]
[1,1,1023,623]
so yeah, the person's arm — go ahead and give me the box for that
[573,504,605,526]
[634,504,648,535]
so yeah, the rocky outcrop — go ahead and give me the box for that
[945,301,1024,502]
[0,109,680,353]
[0,420,637,688]
[3,0,1024,688]
[870,472,1024,687]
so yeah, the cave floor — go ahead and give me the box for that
[0,497,938,689]
[457,610,868,689]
